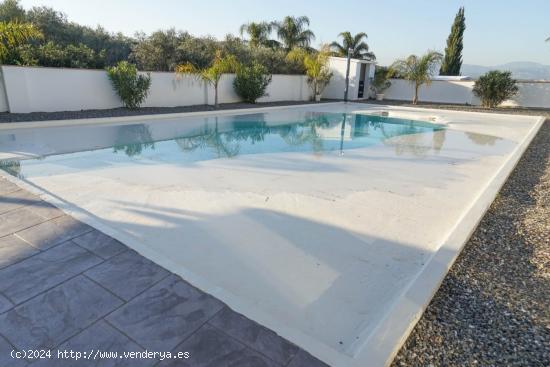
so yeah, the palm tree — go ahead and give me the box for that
[0,21,42,62]
[390,51,443,104]
[176,50,239,108]
[330,32,375,60]
[239,21,278,48]
[274,16,315,50]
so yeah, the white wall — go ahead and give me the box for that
[1,65,311,113]
[0,70,9,112]
[258,74,310,102]
[324,57,374,100]
[385,79,478,104]
[2,65,122,113]
[384,79,550,108]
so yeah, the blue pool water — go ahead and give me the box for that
[0,110,446,177]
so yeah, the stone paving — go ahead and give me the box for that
[0,177,327,367]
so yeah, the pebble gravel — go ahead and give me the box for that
[393,119,549,366]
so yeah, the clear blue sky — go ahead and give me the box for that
[20,0,550,66]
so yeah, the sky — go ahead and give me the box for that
[19,0,550,66]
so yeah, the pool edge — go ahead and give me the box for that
[0,110,545,367]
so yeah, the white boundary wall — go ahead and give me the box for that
[0,65,311,113]
[0,71,9,112]
[384,78,550,108]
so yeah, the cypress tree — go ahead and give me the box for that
[440,7,466,76]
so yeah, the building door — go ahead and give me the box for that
[357,64,367,98]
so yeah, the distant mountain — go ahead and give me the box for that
[461,62,550,80]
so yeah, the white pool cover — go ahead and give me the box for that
[0,103,544,366]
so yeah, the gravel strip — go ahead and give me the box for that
[361,99,550,118]
[0,100,335,123]
[393,120,550,366]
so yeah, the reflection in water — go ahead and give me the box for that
[0,160,21,177]
[1,112,455,177]
[432,129,446,153]
[466,132,500,146]
[100,113,448,160]
[113,125,155,157]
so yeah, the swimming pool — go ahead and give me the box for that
[0,103,544,366]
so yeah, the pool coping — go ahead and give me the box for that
[0,104,545,367]
[0,102,344,131]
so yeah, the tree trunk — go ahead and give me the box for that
[413,84,419,104]
[214,81,219,108]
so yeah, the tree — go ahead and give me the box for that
[0,0,25,22]
[233,62,272,103]
[330,32,375,60]
[107,61,151,109]
[131,29,185,71]
[472,70,518,108]
[390,51,443,104]
[274,16,315,50]
[176,50,239,108]
[440,7,466,75]
[0,21,41,62]
[289,45,333,99]
[239,21,278,48]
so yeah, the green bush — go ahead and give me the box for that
[107,61,151,109]
[233,62,272,103]
[371,66,392,94]
[473,70,518,108]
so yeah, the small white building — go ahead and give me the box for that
[323,56,376,100]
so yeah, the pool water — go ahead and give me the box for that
[0,111,444,178]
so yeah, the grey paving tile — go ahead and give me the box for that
[159,324,279,367]
[0,276,123,350]
[72,230,127,260]
[85,250,168,301]
[0,335,27,367]
[0,293,13,314]
[0,241,102,304]
[30,321,154,367]
[0,190,40,215]
[16,215,93,250]
[209,307,298,365]
[107,275,224,351]
[29,201,65,221]
[287,350,329,367]
[0,180,20,196]
[0,208,46,237]
[0,234,39,269]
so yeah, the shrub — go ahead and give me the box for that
[371,66,392,95]
[473,70,518,108]
[107,61,151,109]
[233,62,272,103]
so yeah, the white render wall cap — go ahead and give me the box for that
[431,75,473,81]
[328,56,377,64]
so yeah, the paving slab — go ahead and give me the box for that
[85,250,169,301]
[209,307,299,365]
[107,275,224,351]
[0,276,123,350]
[15,215,93,250]
[0,241,102,304]
[0,190,39,215]
[30,321,153,367]
[72,229,127,259]
[159,324,279,367]
[0,234,39,269]
[0,335,27,367]
[0,208,46,238]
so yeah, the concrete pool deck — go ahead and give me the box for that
[0,103,545,366]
